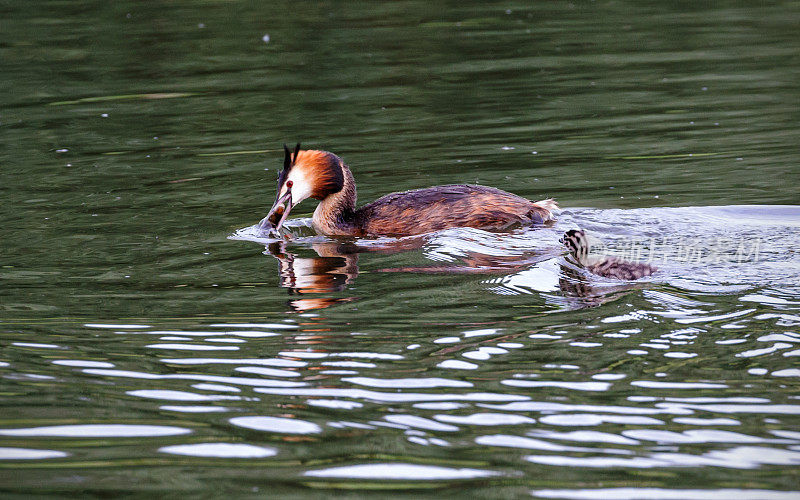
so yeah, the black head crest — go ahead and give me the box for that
[282,143,292,172]
[277,142,301,189]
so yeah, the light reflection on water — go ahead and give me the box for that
[3,205,800,492]
[532,488,800,500]
[2,0,800,495]
[234,205,800,301]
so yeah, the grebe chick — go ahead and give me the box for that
[561,229,657,280]
[259,144,558,237]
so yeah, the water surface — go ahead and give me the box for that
[2,1,799,497]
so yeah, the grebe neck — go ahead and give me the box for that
[312,163,358,235]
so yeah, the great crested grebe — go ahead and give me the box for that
[259,144,558,237]
[562,229,657,280]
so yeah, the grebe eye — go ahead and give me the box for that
[286,180,293,188]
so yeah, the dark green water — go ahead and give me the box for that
[1,1,799,497]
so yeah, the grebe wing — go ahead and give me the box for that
[356,184,553,236]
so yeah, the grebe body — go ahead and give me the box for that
[562,229,657,280]
[260,144,558,237]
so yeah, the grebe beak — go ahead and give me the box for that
[258,181,293,233]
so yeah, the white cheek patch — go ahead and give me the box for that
[286,169,313,205]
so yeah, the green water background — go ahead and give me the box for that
[1,1,799,497]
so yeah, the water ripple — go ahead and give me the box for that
[83,369,306,387]
[304,463,500,480]
[0,447,69,460]
[532,488,800,499]
[254,387,529,403]
[0,424,191,437]
[343,377,473,388]
[159,443,277,458]
[229,416,321,434]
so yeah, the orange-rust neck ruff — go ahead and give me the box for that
[261,145,558,237]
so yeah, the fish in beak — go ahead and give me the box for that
[258,143,301,235]
[258,180,293,233]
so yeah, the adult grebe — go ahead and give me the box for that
[259,144,558,237]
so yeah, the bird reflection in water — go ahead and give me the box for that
[264,235,649,313]
[266,240,360,312]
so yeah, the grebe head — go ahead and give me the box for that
[259,144,345,232]
[561,229,589,261]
